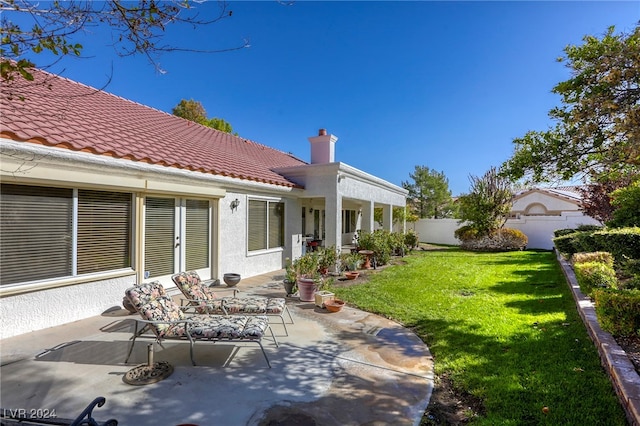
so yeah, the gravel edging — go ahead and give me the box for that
[557,252,640,426]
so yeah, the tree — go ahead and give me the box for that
[501,24,640,185]
[172,99,207,124]
[579,175,634,224]
[607,180,640,228]
[1,0,246,83]
[172,98,235,134]
[402,166,455,218]
[457,167,513,236]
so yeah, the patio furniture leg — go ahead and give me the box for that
[257,341,272,368]
[125,321,142,364]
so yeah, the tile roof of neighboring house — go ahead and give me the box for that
[514,186,584,204]
[0,68,307,188]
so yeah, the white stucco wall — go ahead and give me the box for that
[217,192,302,280]
[0,274,136,339]
[413,212,602,250]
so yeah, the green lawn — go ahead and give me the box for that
[332,247,628,425]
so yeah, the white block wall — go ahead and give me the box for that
[412,212,601,250]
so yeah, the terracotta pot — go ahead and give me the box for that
[325,299,345,312]
[297,277,317,302]
[345,271,359,280]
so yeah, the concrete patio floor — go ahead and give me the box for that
[0,271,434,425]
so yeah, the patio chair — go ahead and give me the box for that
[171,271,294,336]
[124,281,277,368]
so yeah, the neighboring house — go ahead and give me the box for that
[413,186,601,249]
[0,68,407,338]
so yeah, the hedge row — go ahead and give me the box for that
[553,226,640,263]
[593,289,640,337]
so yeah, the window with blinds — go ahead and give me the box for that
[0,184,133,286]
[77,190,131,274]
[248,199,284,252]
[144,197,175,278]
[185,199,209,270]
[1,184,73,285]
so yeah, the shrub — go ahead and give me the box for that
[356,229,395,265]
[576,224,604,232]
[573,261,618,295]
[495,228,528,250]
[457,227,527,251]
[593,288,640,337]
[454,225,478,242]
[554,225,602,238]
[404,230,419,250]
[571,251,614,268]
[553,234,578,257]
[553,227,640,263]
[592,227,640,262]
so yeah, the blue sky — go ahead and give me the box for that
[11,1,640,195]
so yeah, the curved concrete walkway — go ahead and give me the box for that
[0,271,434,426]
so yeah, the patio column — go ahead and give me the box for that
[360,200,374,233]
[382,203,393,231]
[324,192,342,253]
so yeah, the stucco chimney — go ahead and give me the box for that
[308,128,338,164]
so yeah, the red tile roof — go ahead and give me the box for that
[0,68,307,188]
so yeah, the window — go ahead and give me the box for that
[0,184,132,286]
[342,210,357,233]
[248,199,284,251]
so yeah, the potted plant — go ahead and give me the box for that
[283,258,297,296]
[340,251,362,272]
[318,245,338,275]
[293,252,321,302]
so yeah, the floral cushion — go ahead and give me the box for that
[171,271,225,314]
[125,281,167,312]
[139,296,185,337]
[172,270,286,316]
[242,316,270,339]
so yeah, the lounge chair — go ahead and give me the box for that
[124,281,276,368]
[171,271,294,335]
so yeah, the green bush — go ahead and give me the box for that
[404,230,419,250]
[573,261,618,295]
[571,251,614,268]
[553,233,578,257]
[454,225,478,242]
[554,228,578,238]
[356,229,396,265]
[456,227,527,252]
[592,227,640,262]
[593,288,640,337]
[554,227,640,263]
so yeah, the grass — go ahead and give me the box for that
[332,247,628,425]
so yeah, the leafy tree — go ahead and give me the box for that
[579,175,635,224]
[501,24,640,185]
[402,166,455,218]
[458,167,513,236]
[206,117,234,134]
[172,98,235,134]
[172,99,207,124]
[607,180,640,228]
[1,0,245,83]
